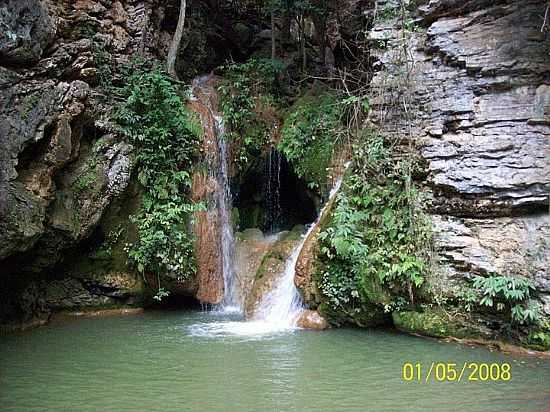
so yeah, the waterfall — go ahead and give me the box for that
[188,176,345,337]
[189,73,346,334]
[264,147,282,232]
[191,75,242,312]
[214,116,241,312]
[252,176,345,330]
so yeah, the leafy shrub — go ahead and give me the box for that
[472,275,541,325]
[278,92,344,192]
[218,58,284,171]
[525,327,550,350]
[116,68,203,290]
[92,40,113,90]
[316,131,431,320]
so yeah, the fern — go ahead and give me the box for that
[472,275,540,325]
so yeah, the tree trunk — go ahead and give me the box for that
[167,0,187,79]
[271,9,276,59]
[312,14,327,66]
[282,8,291,44]
[300,15,307,72]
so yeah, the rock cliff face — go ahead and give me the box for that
[0,0,168,328]
[295,0,549,342]
[0,0,313,327]
[414,0,548,309]
[188,77,225,305]
[372,0,549,330]
[1,0,548,340]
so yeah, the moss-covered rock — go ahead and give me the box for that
[319,302,391,328]
[244,227,304,318]
[392,308,492,340]
[278,90,343,196]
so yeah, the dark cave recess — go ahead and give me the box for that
[234,148,318,233]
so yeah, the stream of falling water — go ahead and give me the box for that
[191,75,242,312]
[214,115,241,312]
[190,177,345,337]
[251,177,344,328]
[192,74,345,334]
[264,147,282,232]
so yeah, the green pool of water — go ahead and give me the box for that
[1,311,549,411]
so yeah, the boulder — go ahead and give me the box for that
[392,308,492,340]
[296,309,329,330]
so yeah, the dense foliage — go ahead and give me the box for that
[471,275,541,325]
[315,131,432,323]
[278,92,344,192]
[115,68,202,294]
[218,58,283,171]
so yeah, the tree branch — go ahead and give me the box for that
[167,0,187,79]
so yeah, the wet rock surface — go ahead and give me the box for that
[245,229,302,318]
[296,309,329,330]
[392,308,493,340]
[234,229,280,309]
[189,77,225,305]
[295,192,339,308]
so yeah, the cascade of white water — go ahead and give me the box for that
[264,147,282,232]
[252,176,345,329]
[188,175,346,337]
[214,116,242,312]
[191,74,347,331]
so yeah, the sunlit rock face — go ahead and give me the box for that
[369,0,550,310]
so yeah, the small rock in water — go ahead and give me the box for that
[297,310,329,330]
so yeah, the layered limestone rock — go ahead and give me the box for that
[371,1,549,214]
[368,0,550,337]
[294,0,549,341]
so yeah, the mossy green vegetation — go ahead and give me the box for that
[392,308,486,339]
[278,92,345,193]
[218,58,284,172]
[472,275,542,326]
[115,68,203,293]
[524,324,550,351]
[21,93,40,120]
[314,130,432,325]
